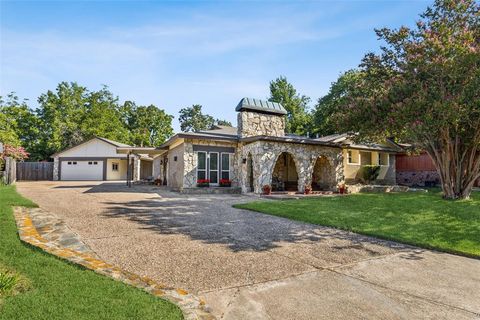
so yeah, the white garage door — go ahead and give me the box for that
[61,160,103,180]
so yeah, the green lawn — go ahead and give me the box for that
[0,185,183,320]
[234,189,480,258]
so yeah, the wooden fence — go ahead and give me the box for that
[16,162,53,181]
[1,157,17,184]
[396,153,437,172]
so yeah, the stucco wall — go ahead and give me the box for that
[167,144,184,189]
[106,159,127,180]
[237,111,285,138]
[343,149,396,184]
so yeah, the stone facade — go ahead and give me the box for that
[237,111,285,138]
[53,157,59,180]
[237,141,344,193]
[182,139,239,190]
[396,170,440,187]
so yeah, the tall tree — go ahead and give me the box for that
[122,101,174,146]
[178,104,215,132]
[0,93,42,159]
[313,70,363,136]
[36,82,133,159]
[269,76,312,136]
[215,119,232,127]
[333,0,480,199]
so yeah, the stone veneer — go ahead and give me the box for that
[237,111,285,138]
[396,170,440,186]
[237,141,344,193]
[183,139,240,189]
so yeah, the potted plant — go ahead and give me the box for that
[219,179,231,187]
[338,183,346,194]
[262,184,272,195]
[304,184,312,195]
[197,179,210,187]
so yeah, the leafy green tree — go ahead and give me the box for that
[215,119,232,127]
[0,93,42,159]
[313,70,364,136]
[122,101,173,146]
[269,76,312,136]
[178,104,215,132]
[80,86,130,144]
[36,82,133,158]
[333,0,480,199]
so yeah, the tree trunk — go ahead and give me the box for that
[426,137,480,200]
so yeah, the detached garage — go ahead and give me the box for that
[52,137,133,181]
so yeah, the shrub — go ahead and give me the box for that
[361,165,381,184]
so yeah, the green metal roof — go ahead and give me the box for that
[235,97,287,115]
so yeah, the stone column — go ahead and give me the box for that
[53,157,59,181]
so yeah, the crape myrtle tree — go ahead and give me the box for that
[334,0,480,199]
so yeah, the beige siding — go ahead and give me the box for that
[106,159,127,180]
[58,138,126,158]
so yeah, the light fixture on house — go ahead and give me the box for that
[242,158,247,164]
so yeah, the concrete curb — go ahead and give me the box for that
[13,207,215,320]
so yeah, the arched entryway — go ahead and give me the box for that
[272,152,299,191]
[311,156,335,191]
[246,153,254,192]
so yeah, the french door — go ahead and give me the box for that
[209,152,219,185]
[196,151,231,186]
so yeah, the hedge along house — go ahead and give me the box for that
[52,137,154,181]
[152,98,402,194]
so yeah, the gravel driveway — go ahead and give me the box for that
[16,181,480,319]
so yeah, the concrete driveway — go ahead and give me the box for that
[16,181,480,319]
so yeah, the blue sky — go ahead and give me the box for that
[1,0,429,130]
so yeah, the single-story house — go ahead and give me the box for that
[148,98,403,193]
[51,137,154,181]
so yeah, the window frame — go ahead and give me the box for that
[378,153,390,166]
[208,152,219,185]
[221,153,232,181]
[112,162,119,171]
[347,150,359,165]
[196,151,207,181]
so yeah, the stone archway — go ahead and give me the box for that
[311,156,336,191]
[271,152,299,192]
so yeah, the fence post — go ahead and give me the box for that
[4,157,16,185]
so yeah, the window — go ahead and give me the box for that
[93,161,98,165]
[72,161,77,165]
[347,150,358,164]
[174,156,178,162]
[209,152,218,184]
[67,161,72,165]
[221,153,231,180]
[197,152,207,180]
[378,153,389,166]
[112,163,119,171]
[88,161,93,165]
